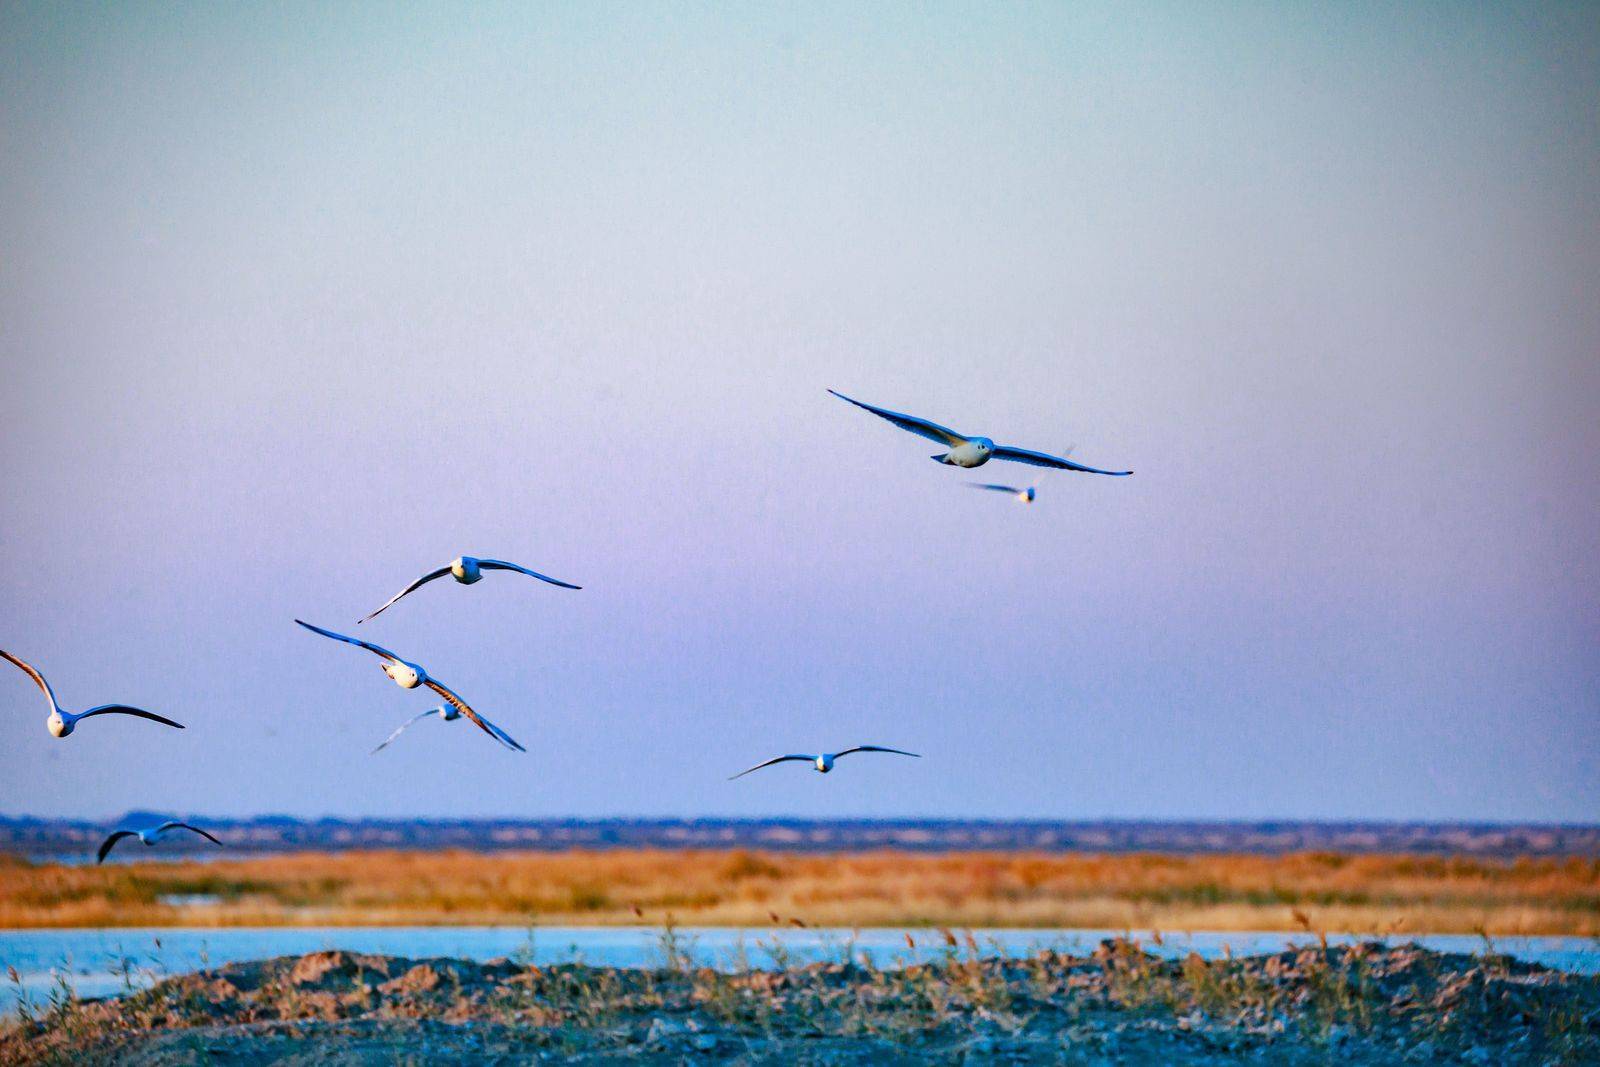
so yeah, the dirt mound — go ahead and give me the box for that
[4,941,1596,1064]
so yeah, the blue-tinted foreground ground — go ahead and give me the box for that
[3,933,1598,1064]
[5,925,1597,1015]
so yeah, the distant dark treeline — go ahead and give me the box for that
[1,816,1595,858]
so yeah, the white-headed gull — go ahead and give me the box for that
[97,821,222,864]
[828,390,1131,475]
[294,620,525,752]
[359,556,580,623]
[370,703,461,754]
[0,649,185,738]
[730,745,920,780]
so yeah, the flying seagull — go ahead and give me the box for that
[97,821,222,864]
[0,649,185,738]
[294,620,526,752]
[827,389,1131,475]
[370,703,460,754]
[730,745,920,780]
[359,556,580,624]
[969,483,1037,503]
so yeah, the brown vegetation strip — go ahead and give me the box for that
[0,849,1596,934]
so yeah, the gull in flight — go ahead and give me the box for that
[730,745,920,780]
[969,483,1037,503]
[359,556,580,623]
[97,821,222,864]
[0,649,185,738]
[828,389,1131,475]
[295,620,526,752]
[370,703,461,754]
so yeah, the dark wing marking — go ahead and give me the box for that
[729,754,814,780]
[295,620,404,662]
[834,745,921,759]
[0,649,57,708]
[827,390,968,447]
[477,560,581,590]
[159,822,223,847]
[79,705,185,729]
[967,483,1023,494]
[358,567,453,624]
[422,678,526,752]
[96,831,138,864]
[991,444,1131,475]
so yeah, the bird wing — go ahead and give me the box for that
[728,755,814,780]
[991,444,1131,476]
[0,649,58,709]
[967,483,1023,494]
[96,830,138,864]
[422,678,526,752]
[477,560,582,590]
[158,822,224,847]
[295,619,403,663]
[358,567,452,624]
[370,708,440,754]
[827,390,968,447]
[78,705,186,729]
[834,745,921,760]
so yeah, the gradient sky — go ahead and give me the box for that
[2,3,1596,822]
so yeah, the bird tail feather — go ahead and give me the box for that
[930,453,951,463]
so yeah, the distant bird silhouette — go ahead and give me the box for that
[370,703,461,754]
[294,620,525,752]
[968,482,1037,503]
[828,389,1130,475]
[730,745,920,780]
[97,821,222,864]
[1,649,184,738]
[360,556,579,623]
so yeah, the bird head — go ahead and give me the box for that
[972,437,994,456]
[47,713,72,738]
[437,704,461,721]
[1023,486,1036,503]
[451,556,482,583]
[384,661,426,688]
[815,755,833,773]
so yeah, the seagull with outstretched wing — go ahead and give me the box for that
[1,649,185,738]
[295,620,525,752]
[730,745,920,780]
[360,555,579,623]
[370,704,461,754]
[97,821,222,864]
[828,389,1131,475]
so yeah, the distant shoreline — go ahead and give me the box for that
[4,816,1596,860]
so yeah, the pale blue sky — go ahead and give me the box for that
[2,2,1596,821]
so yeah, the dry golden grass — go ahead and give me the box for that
[0,848,1595,934]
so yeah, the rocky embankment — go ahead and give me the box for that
[4,940,1596,1064]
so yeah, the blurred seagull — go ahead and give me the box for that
[97,821,222,864]
[370,703,461,754]
[827,389,1131,475]
[968,483,1037,503]
[294,620,526,752]
[730,745,920,780]
[359,556,579,623]
[0,649,185,738]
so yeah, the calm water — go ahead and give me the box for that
[2,926,1596,1015]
